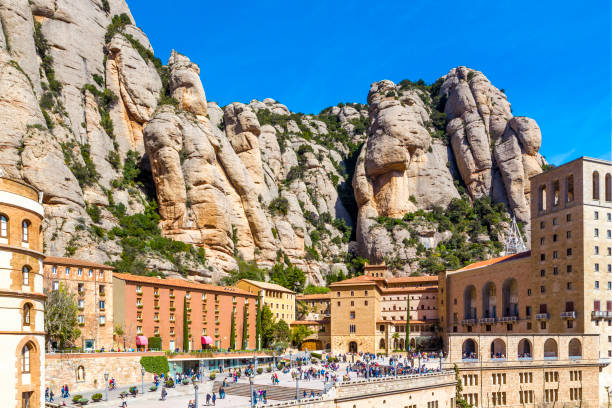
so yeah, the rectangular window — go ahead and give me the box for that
[596,263,600,272]
[65,267,69,276]
[88,269,93,278]
[78,315,84,324]
[595,281,600,289]
[567,248,572,256]
[553,267,558,275]
[52,265,57,275]
[77,268,82,276]
[595,211,600,220]
[99,315,105,324]
[567,231,572,239]
[595,228,600,237]
[349,324,356,333]
[596,246,600,255]
[52,281,59,291]
[99,300,105,310]
[567,265,573,273]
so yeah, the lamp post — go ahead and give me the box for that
[199,366,203,384]
[605,386,610,408]
[290,350,293,369]
[295,371,300,400]
[104,371,109,401]
[253,354,258,373]
[140,365,145,395]
[194,382,199,408]
[418,353,421,374]
[439,351,443,371]
[249,373,255,408]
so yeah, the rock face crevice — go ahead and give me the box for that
[0,0,545,282]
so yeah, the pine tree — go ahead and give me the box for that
[182,296,189,352]
[256,292,262,350]
[242,303,249,349]
[406,295,411,351]
[229,308,236,350]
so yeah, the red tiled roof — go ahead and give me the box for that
[113,273,256,296]
[388,275,438,283]
[455,251,531,272]
[381,286,438,293]
[44,256,114,270]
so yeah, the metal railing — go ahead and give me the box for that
[535,313,549,320]
[561,311,576,319]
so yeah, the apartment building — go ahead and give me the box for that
[43,257,114,350]
[113,273,257,351]
[236,279,295,322]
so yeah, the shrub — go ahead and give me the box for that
[266,365,272,373]
[72,395,83,403]
[149,385,157,392]
[140,355,169,374]
[276,363,284,370]
[268,197,289,216]
[91,393,102,401]
[165,379,174,388]
[129,386,138,395]
[257,367,264,375]
[148,336,162,351]
[182,378,190,385]
[209,372,216,380]
[78,398,89,405]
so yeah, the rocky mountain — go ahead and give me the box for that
[0,0,546,284]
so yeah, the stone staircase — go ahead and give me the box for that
[213,381,322,401]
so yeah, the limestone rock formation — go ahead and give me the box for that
[0,0,546,282]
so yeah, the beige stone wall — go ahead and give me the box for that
[45,352,161,393]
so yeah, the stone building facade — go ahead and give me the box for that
[329,268,439,354]
[0,178,46,408]
[113,273,257,351]
[42,257,114,350]
[236,279,296,322]
[437,155,612,408]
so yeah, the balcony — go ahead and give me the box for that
[592,311,607,319]
[479,317,496,324]
[498,316,518,322]
[136,290,143,295]
[461,319,476,325]
[535,313,549,320]
[561,311,576,319]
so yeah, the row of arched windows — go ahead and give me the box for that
[462,337,581,360]
[0,214,31,242]
[593,171,612,201]
[463,279,518,319]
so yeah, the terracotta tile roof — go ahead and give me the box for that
[388,275,438,283]
[296,293,332,300]
[44,256,114,270]
[239,279,295,294]
[381,286,438,293]
[455,251,531,272]
[329,275,381,286]
[113,273,256,296]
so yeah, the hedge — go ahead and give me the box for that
[148,336,162,351]
[140,356,169,375]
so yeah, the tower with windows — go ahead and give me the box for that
[0,178,45,408]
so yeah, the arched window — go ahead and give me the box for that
[0,214,7,237]
[538,185,547,211]
[518,339,532,359]
[606,174,611,202]
[21,344,31,373]
[568,338,582,359]
[482,282,497,318]
[544,338,558,359]
[23,303,31,326]
[379,338,385,349]
[565,175,574,202]
[490,339,506,359]
[593,172,600,200]
[21,220,30,242]
[462,339,478,360]
[502,278,518,317]
[22,266,30,287]
[464,285,477,319]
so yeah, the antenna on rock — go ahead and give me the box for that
[504,216,527,255]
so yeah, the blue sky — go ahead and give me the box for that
[128,0,611,165]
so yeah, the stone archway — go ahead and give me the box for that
[349,341,358,353]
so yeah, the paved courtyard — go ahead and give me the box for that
[49,355,444,407]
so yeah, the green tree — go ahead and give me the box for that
[221,258,266,286]
[454,364,471,408]
[406,295,411,351]
[303,285,330,294]
[182,296,189,352]
[45,285,81,350]
[291,325,313,349]
[260,305,275,347]
[269,262,306,293]
[392,332,400,350]
[256,292,262,350]
[242,303,249,349]
[273,320,290,343]
[229,308,236,350]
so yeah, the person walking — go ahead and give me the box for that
[212,392,217,406]
[161,386,167,401]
